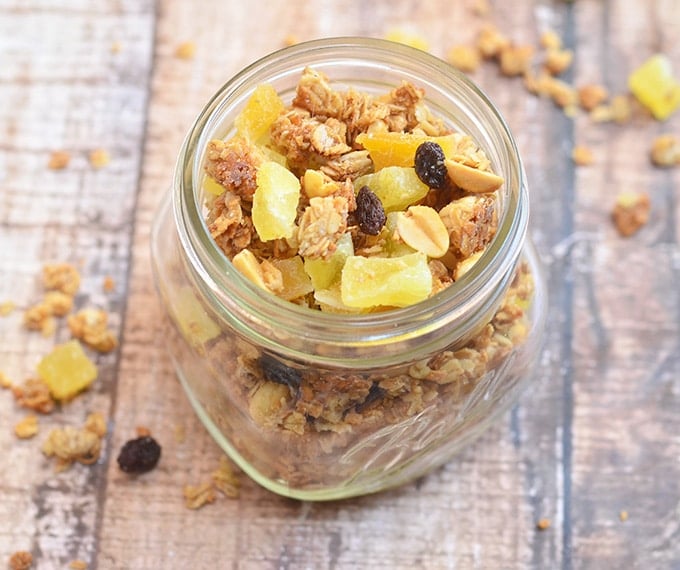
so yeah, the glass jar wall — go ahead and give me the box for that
[150,38,547,500]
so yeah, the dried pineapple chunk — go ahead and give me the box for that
[341,252,431,308]
[354,167,429,212]
[252,161,300,241]
[235,83,285,141]
[628,54,680,120]
[36,340,97,402]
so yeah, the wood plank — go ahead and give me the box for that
[0,0,155,568]
[570,0,680,567]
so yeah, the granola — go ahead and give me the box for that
[42,412,107,472]
[8,551,33,570]
[177,67,537,488]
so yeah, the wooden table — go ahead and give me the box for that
[1,1,679,568]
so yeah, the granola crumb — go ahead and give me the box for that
[446,45,481,73]
[13,378,55,414]
[0,371,12,389]
[42,412,106,471]
[650,134,680,167]
[43,263,81,296]
[67,308,118,353]
[14,415,39,439]
[578,84,609,111]
[89,148,110,169]
[69,560,88,570]
[611,191,651,237]
[619,510,629,522]
[183,481,217,509]
[23,301,55,335]
[471,0,490,17]
[536,518,551,531]
[477,24,509,59]
[212,456,241,499]
[571,145,595,166]
[102,275,116,293]
[44,290,74,317]
[8,551,33,570]
[48,150,70,170]
[544,48,573,76]
[175,41,196,59]
[110,41,122,54]
[174,423,186,444]
[0,300,15,316]
[499,44,535,77]
[283,34,299,47]
[136,425,152,437]
[540,29,562,50]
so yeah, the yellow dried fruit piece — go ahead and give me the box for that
[203,175,225,197]
[354,166,429,212]
[341,252,431,308]
[628,54,680,120]
[445,159,504,193]
[235,83,285,142]
[356,132,463,171]
[174,286,221,346]
[270,256,314,301]
[252,161,300,241]
[37,340,97,402]
[396,205,450,258]
[314,284,366,314]
[304,232,354,290]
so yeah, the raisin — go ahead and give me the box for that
[355,383,385,413]
[414,141,448,189]
[260,354,301,395]
[355,186,386,235]
[117,436,161,474]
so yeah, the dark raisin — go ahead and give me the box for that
[414,141,448,189]
[260,354,302,394]
[117,436,161,474]
[355,383,385,413]
[355,186,386,235]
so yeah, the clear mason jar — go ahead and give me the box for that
[150,37,547,501]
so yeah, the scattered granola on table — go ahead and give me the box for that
[611,191,651,237]
[0,300,15,316]
[211,457,241,499]
[650,134,680,167]
[89,148,110,168]
[175,41,196,59]
[571,145,594,166]
[8,551,33,570]
[536,518,551,531]
[67,308,118,353]
[0,371,12,389]
[183,481,217,510]
[13,378,55,414]
[47,150,70,170]
[41,412,107,472]
[14,415,39,439]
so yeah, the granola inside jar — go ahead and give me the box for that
[151,38,547,500]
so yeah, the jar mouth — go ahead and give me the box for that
[173,37,528,360]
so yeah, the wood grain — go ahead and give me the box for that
[1,0,679,568]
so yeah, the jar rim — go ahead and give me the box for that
[173,37,529,363]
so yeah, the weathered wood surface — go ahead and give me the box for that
[1,0,679,568]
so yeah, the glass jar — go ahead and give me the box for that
[150,37,547,500]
